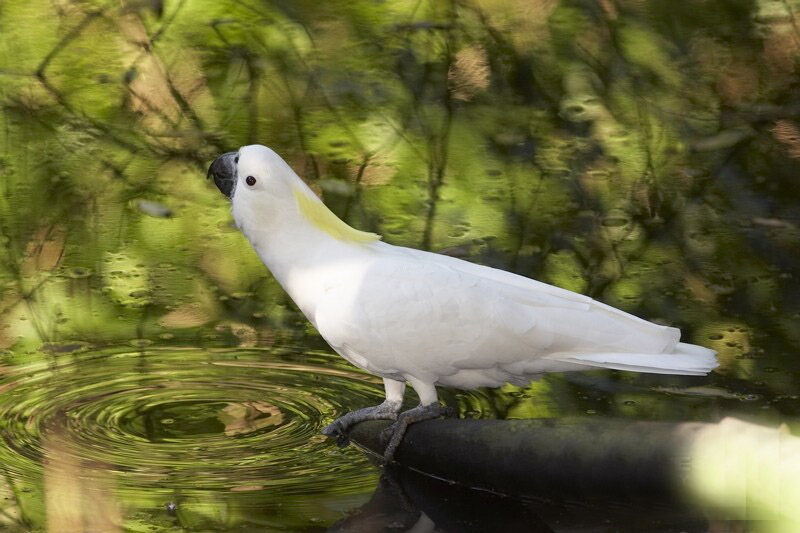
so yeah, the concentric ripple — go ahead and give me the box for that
[0,346,385,525]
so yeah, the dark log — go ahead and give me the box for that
[347,417,708,502]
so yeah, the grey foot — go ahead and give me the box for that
[380,403,443,462]
[322,400,402,446]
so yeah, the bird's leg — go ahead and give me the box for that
[322,378,405,444]
[380,378,442,462]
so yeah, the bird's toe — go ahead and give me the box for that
[321,420,344,437]
[322,401,403,442]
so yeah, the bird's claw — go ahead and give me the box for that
[380,403,444,462]
[321,400,403,446]
[320,419,350,446]
[322,416,357,444]
[321,419,346,438]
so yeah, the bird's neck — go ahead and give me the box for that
[232,185,380,319]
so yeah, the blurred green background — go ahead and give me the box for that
[2,0,799,360]
[1,0,800,530]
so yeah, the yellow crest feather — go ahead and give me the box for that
[293,188,381,244]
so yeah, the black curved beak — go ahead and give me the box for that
[207,152,238,199]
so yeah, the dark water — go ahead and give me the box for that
[4,344,794,531]
[0,347,384,529]
[2,0,800,530]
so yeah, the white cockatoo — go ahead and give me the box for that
[208,145,718,460]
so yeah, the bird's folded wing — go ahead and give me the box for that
[313,252,681,382]
[397,245,666,328]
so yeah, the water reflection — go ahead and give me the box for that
[330,465,709,533]
[43,422,123,532]
[6,344,788,530]
[0,347,384,529]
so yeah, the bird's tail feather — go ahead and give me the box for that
[549,342,718,376]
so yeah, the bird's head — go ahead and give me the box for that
[207,144,302,230]
[207,144,381,244]
[207,144,298,203]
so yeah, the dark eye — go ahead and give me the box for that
[246,176,256,186]
[234,155,239,164]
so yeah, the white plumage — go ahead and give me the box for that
[210,144,717,457]
[316,246,714,388]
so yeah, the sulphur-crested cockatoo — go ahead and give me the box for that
[208,145,718,460]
